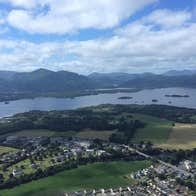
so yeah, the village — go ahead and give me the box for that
[0,135,145,187]
[0,135,195,195]
[65,159,196,195]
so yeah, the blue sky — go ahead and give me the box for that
[0,0,196,74]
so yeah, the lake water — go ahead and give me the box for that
[0,88,196,118]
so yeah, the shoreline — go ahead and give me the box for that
[0,88,140,103]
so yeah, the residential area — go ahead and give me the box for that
[0,134,195,195]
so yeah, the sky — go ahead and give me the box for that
[0,0,196,74]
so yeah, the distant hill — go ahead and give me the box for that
[0,71,16,80]
[88,72,134,87]
[0,69,99,93]
[88,72,154,87]
[1,69,196,94]
[163,69,196,76]
[121,74,196,89]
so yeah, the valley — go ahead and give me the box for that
[0,104,195,195]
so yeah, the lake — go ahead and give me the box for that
[0,87,196,118]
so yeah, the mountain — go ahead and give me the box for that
[0,69,99,93]
[121,74,196,89]
[88,72,153,87]
[0,71,16,80]
[163,69,196,76]
[1,69,196,94]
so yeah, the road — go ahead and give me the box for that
[124,145,193,177]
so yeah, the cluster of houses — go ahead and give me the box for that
[65,186,153,196]
[179,160,196,173]
[0,150,25,164]
[55,147,108,163]
[130,162,196,195]
[0,136,134,180]
[2,134,196,195]
[2,135,49,147]
[66,162,196,196]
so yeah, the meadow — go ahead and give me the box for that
[76,129,116,141]
[0,160,151,196]
[158,123,196,149]
[3,111,196,149]
[131,114,173,144]
[0,146,18,155]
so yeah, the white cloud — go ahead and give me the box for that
[0,10,8,33]
[0,8,196,74]
[0,0,37,9]
[144,9,191,28]
[6,0,156,34]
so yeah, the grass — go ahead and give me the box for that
[3,158,66,182]
[131,114,173,144]
[0,130,77,138]
[53,131,77,137]
[0,160,151,196]
[191,115,196,121]
[0,146,18,155]
[158,123,196,149]
[0,113,173,143]
[12,129,55,137]
[0,128,115,141]
[76,129,116,141]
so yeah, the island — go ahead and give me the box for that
[152,99,158,102]
[165,94,190,98]
[118,96,133,100]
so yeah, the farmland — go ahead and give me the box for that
[0,146,18,155]
[158,123,196,149]
[76,129,116,141]
[0,160,151,196]
[132,114,173,144]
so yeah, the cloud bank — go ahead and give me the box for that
[0,1,195,74]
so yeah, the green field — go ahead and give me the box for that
[0,113,173,144]
[158,123,196,149]
[0,146,18,155]
[0,130,77,138]
[76,129,116,141]
[132,114,173,144]
[0,161,151,196]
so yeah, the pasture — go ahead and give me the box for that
[132,114,173,144]
[76,129,116,141]
[0,160,151,196]
[0,146,18,155]
[158,123,196,149]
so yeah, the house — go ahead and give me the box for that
[12,169,24,176]
[29,163,38,169]
[183,160,195,171]
[56,155,66,162]
[86,149,95,155]
[96,150,106,156]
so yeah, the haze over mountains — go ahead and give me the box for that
[0,69,196,93]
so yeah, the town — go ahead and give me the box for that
[0,134,195,195]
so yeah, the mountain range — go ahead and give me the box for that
[0,69,98,93]
[0,68,196,94]
[163,69,196,76]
